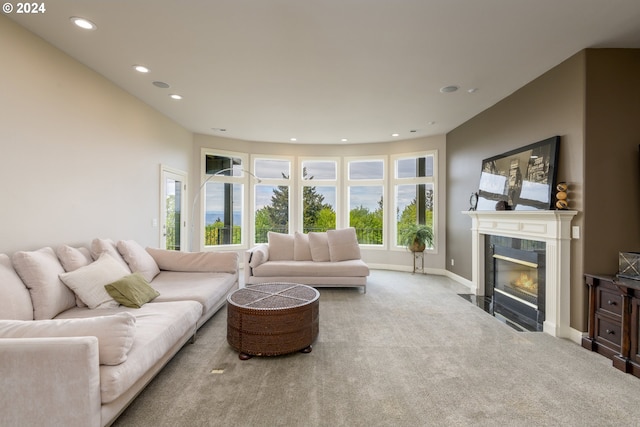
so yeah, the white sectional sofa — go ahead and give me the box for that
[0,238,239,427]
[244,228,369,292]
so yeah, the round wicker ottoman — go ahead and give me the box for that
[227,283,320,360]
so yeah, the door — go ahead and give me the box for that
[161,166,188,251]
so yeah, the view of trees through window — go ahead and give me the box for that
[201,152,435,249]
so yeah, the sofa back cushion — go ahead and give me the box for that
[0,312,136,365]
[327,227,362,262]
[145,248,239,273]
[293,232,313,261]
[268,232,294,261]
[55,245,94,307]
[90,238,131,273]
[117,240,160,282]
[55,245,93,272]
[12,247,76,320]
[308,232,330,262]
[0,254,34,320]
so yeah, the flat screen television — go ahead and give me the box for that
[477,136,560,211]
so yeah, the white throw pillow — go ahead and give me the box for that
[267,232,295,261]
[327,227,361,262]
[0,254,34,320]
[293,232,312,261]
[59,254,129,309]
[90,238,131,272]
[117,240,160,282]
[12,247,77,320]
[308,232,330,262]
[0,312,136,365]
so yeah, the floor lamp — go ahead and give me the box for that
[189,168,261,252]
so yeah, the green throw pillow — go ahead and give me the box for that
[105,272,160,308]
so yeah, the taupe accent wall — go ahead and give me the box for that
[446,49,640,331]
[584,49,640,276]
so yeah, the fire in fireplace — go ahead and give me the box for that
[485,236,546,331]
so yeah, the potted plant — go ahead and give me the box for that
[398,223,433,252]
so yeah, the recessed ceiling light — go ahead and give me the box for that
[70,17,97,30]
[391,133,400,137]
[133,65,150,73]
[341,138,348,142]
[152,81,170,88]
[169,94,182,100]
[440,85,459,93]
[290,138,297,142]
[468,88,479,93]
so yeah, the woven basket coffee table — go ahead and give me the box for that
[227,283,319,360]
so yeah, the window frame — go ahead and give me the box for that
[251,155,294,245]
[298,157,340,232]
[390,150,438,252]
[344,156,387,248]
[198,148,249,250]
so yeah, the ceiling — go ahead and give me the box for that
[9,0,640,144]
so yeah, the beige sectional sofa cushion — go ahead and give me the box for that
[293,232,312,261]
[145,248,238,273]
[327,227,361,261]
[267,232,295,260]
[12,247,77,320]
[308,232,330,261]
[55,245,94,307]
[252,259,369,278]
[59,253,130,309]
[90,238,131,273]
[0,254,34,320]
[55,300,202,404]
[0,312,136,365]
[150,271,236,315]
[116,240,160,282]
[55,245,94,272]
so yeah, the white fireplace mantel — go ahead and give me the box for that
[462,210,578,338]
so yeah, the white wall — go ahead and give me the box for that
[0,16,192,254]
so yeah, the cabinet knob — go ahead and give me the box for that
[606,329,615,335]
[607,300,617,306]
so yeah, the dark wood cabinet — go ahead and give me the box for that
[583,274,640,378]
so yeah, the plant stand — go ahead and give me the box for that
[413,251,425,274]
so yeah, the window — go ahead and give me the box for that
[253,157,291,243]
[392,152,436,249]
[201,152,246,248]
[301,159,337,232]
[347,158,384,245]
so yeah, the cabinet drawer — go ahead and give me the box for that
[595,313,621,351]
[597,287,622,317]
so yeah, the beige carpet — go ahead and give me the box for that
[112,270,640,427]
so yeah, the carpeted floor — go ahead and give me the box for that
[112,270,640,427]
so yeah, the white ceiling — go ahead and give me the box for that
[9,0,640,144]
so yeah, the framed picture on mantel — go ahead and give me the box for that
[476,136,560,211]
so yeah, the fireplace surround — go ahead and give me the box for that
[462,210,577,338]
